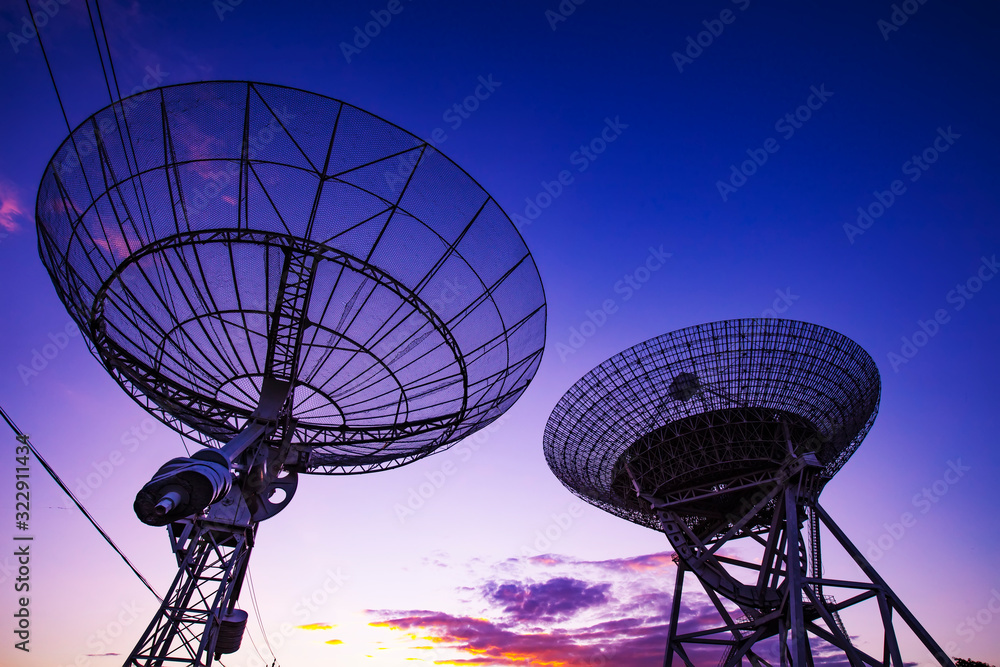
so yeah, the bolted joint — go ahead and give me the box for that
[134,449,233,526]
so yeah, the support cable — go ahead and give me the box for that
[23,4,161,603]
[0,402,162,602]
[241,625,271,667]
[85,0,115,105]
[26,0,102,217]
[237,568,273,667]
[26,0,73,137]
[94,0,124,101]
[246,568,278,663]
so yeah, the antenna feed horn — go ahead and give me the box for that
[134,450,233,526]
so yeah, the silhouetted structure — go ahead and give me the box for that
[545,318,953,666]
[37,81,546,666]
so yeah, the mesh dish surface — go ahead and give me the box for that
[543,319,879,530]
[37,81,546,473]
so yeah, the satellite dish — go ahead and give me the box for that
[544,318,954,666]
[36,80,546,665]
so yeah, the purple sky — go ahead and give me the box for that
[1,1,999,665]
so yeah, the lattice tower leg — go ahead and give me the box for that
[124,518,255,667]
[650,461,955,667]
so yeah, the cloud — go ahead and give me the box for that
[297,622,335,631]
[483,577,612,623]
[0,178,26,234]
[355,551,867,665]
[371,610,671,666]
[523,551,676,574]
[366,551,689,665]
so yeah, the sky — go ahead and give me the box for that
[1,0,999,665]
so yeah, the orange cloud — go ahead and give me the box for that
[370,611,668,666]
[297,623,334,631]
[360,551,707,666]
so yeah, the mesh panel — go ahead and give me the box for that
[542,318,880,530]
[36,81,546,473]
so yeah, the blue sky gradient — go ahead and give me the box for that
[1,1,998,665]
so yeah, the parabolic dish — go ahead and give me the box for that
[36,81,546,474]
[543,319,879,530]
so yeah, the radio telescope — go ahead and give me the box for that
[35,81,546,665]
[544,318,953,666]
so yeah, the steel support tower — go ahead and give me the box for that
[544,318,955,667]
[35,81,547,666]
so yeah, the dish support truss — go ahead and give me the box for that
[125,488,257,666]
[634,454,955,667]
[34,79,547,666]
[124,245,314,666]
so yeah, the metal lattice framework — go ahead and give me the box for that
[127,515,255,665]
[543,319,954,667]
[544,318,879,532]
[35,80,546,474]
